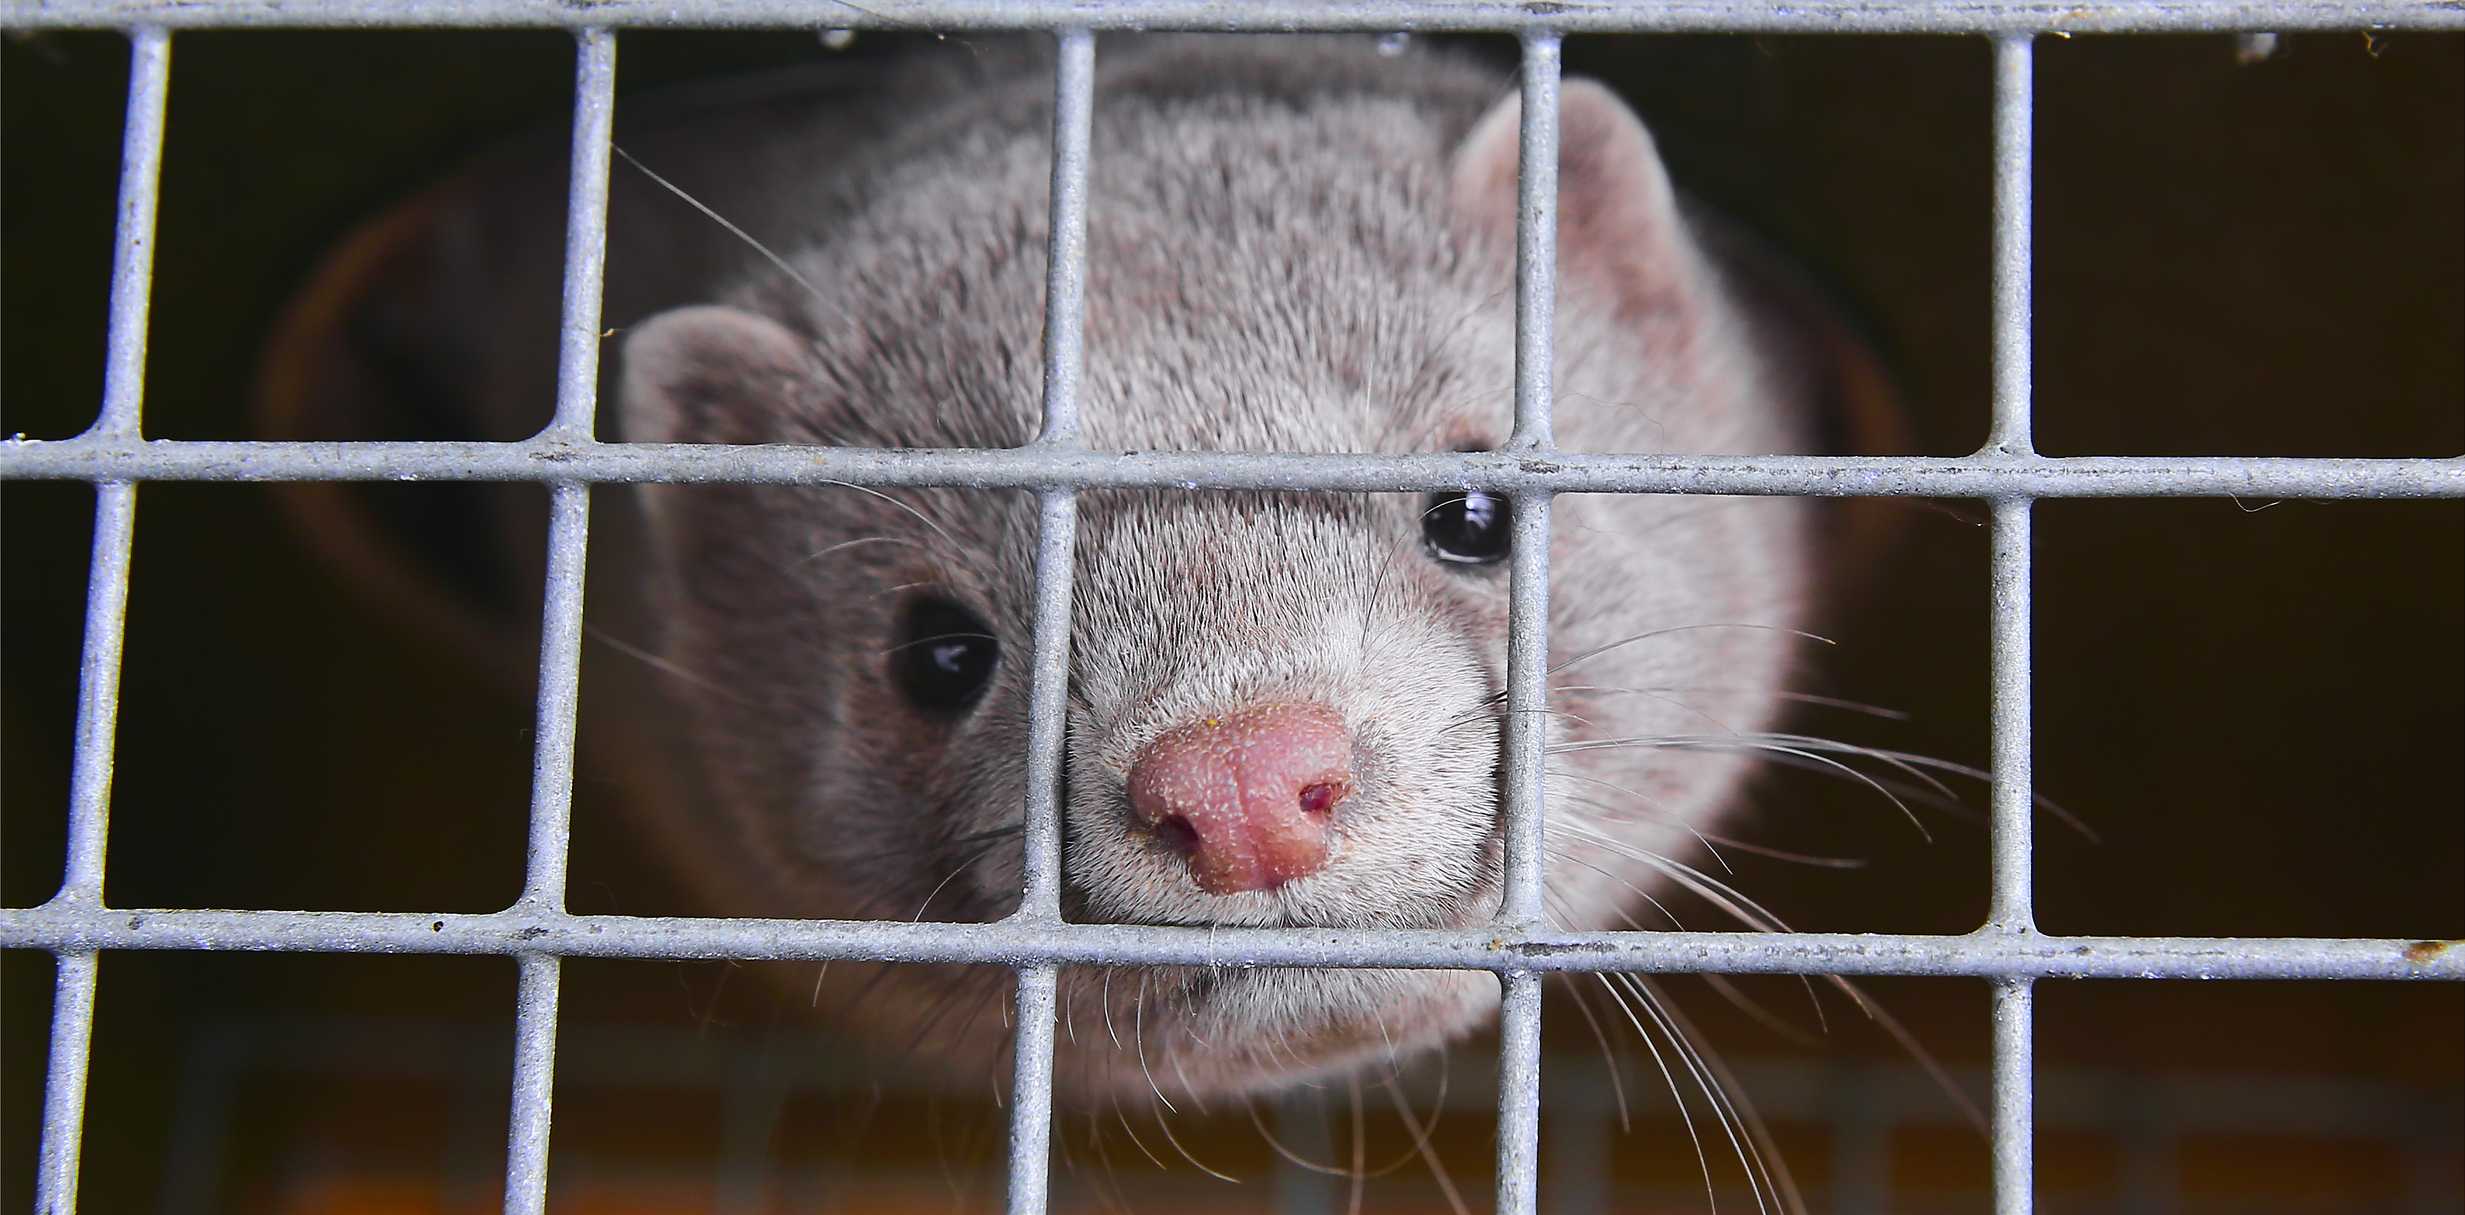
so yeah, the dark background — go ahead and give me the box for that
[5,26,2460,1214]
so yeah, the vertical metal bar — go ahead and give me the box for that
[1034,28,1096,448]
[515,22,614,910]
[35,26,169,1204]
[1986,499,2033,930]
[1016,28,1095,919]
[1989,35,2034,456]
[35,952,101,1215]
[521,488,594,909]
[1991,978,2035,1215]
[1007,29,1095,1215]
[502,481,589,1215]
[1003,491,1073,1215]
[56,18,169,902]
[1015,489,1078,921]
[36,482,136,1212]
[503,953,563,1215]
[501,30,616,1215]
[1986,33,2039,1215]
[55,484,138,906]
[547,26,618,438]
[1496,31,1564,1215]
[1500,28,1561,933]
[89,26,171,440]
[1498,491,1556,930]
[1495,972,1547,1214]
[1004,964,1060,1215]
[1509,32,1561,452]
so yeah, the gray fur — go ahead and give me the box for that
[613,35,1817,1099]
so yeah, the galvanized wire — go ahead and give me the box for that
[1004,28,1098,1213]
[7,906,2457,980]
[7,440,2459,497]
[1495,32,1563,1215]
[1986,35,2040,1214]
[8,0,2463,34]
[8,6,2464,1215]
[32,23,172,1215]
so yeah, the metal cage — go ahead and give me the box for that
[4,3,2461,1214]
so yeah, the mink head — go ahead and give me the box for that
[617,38,1813,1099]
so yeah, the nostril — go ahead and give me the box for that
[1123,701,1353,895]
[1152,814,1199,856]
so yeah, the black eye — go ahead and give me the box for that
[891,597,1000,716]
[1422,491,1512,565]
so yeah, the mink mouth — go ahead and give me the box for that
[1133,965,1487,1094]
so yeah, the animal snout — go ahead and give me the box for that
[1124,702,1354,895]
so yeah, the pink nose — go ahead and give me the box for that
[1125,702,1354,895]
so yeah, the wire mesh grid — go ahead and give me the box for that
[2,4,2462,1215]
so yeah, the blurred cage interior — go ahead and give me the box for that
[3,16,2462,1215]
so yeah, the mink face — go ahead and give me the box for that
[611,36,1819,1102]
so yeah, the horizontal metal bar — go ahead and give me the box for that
[5,906,2458,981]
[4,438,2460,499]
[9,0,2460,33]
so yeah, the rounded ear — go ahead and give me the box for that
[253,178,554,688]
[617,304,815,445]
[1449,78,1702,319]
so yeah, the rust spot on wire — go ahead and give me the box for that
[2404,939,2455,964]
[1510,940,1611,958]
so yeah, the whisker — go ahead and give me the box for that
[1101,968,1123,1052]
[1346,1075,1367,1215]
[1553,970,1634,1132]
[583,623,759,706]
[816,478,971,567]
[1579,885,1833,1045]
[1244,1094,1357,1178]
[1548,623,1837,683]
[1550,682,1743,734]
[1616,975,1787,1215]
[1109,1086,1169,1172]
[1546,828,1688,930]
[1591,972,1719,1212]
[1550,767,1871,870]
[1700,972,1826,1046]
[1132,972,1177,1116]
[1546,889,1636,1133]
[1559,683,1914,722]
[1146,1082,1239,1184]
[908,834,1010,921]
[1548,774,1731,873]
[795,533,928,568]
[613,143,832,305]
[1816,970,1989,1133]
[1554,734,1931,842]
[1384,1075,1470,1215]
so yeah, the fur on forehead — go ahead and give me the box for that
[618,58,1726,465]
[727,97,1518,456]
